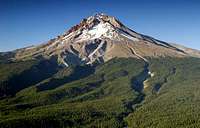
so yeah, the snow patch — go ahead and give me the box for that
[25,46,36,50]
[144,71,155,89]
[87,40,105,64]
[148,71,155,77]
[62,59,69,67]
[119,30,139,41]
[76,22,117,42]
[88,22,111,39]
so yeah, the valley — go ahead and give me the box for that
[1,57,200,128]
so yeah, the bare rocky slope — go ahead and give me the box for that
[171,43,200,58]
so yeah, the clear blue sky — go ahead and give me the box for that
[0,0,200,52]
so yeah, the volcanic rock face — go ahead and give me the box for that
[14,13,190,66]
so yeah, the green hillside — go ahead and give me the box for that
[126,57,200,128]
[0,57,200,128]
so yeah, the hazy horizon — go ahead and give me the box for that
[0,0,200,52]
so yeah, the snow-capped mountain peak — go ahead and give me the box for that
[14,13,194,66]
[62,13,141,43]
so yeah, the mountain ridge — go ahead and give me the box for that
[2,13,199,66]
